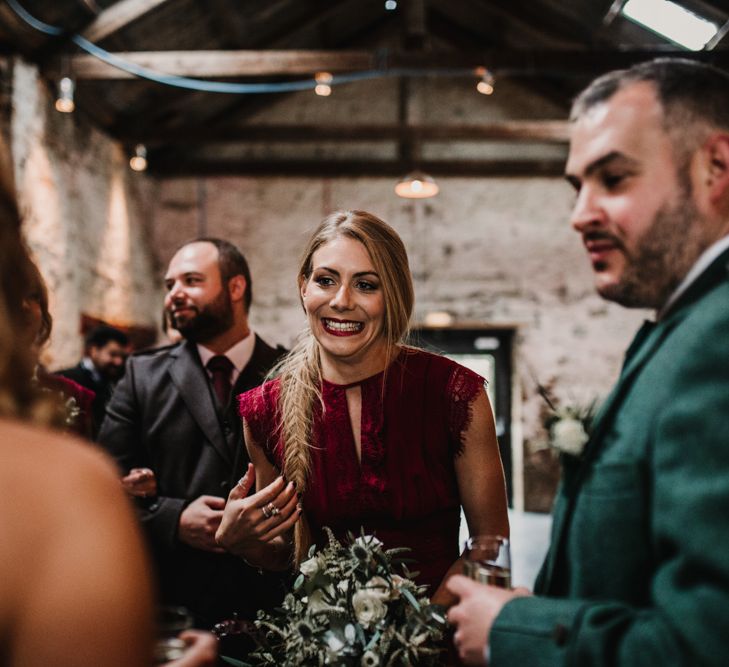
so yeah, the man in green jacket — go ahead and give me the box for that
[447,57,729,666]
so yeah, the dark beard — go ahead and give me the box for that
[170,289,234,343]
[599,175,708,310]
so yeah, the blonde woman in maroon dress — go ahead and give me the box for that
[218,210,509,605]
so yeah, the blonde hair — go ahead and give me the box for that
[273,210,414,564]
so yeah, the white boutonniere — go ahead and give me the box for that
[536,382,599,458]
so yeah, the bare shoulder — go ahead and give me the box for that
[0,419,125,514]
[0,418,154,666]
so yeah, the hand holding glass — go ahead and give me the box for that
[155,606,193,663]
[463,535,511,588]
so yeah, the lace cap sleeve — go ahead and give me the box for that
[237,380,279,450]
[446,363,486,457]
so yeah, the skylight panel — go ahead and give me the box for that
[622,0,718,50]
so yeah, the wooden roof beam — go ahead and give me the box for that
[118,121,570,145]
[147,157,567,178]
[68,48,729,80]
[81,0,172,43]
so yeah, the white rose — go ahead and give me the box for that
[300,556,320,577]
[551,417,589,456]
[365,576,391,600]
[352,589,387,628]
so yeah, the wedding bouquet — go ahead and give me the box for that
[246,529,447,666]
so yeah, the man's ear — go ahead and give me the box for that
[228,275,247,303]
[698,133,729,208]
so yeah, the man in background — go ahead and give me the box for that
[447,58,729,666]
[99,237,286,629]
[56,324,128,436]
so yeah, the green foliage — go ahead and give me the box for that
[247,530,447,666]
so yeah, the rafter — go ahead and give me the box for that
[117,121,570,145]
[68,48,729,80]
[81,0,172,42]
[147,156,567,178]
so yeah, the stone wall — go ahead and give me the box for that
[6,58,161,369]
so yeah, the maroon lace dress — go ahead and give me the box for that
[238,348,484,592]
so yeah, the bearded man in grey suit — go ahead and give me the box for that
[447,58,729,666]
[99,238,290,628]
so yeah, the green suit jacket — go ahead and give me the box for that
[491,246,729,666]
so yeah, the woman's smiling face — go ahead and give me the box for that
[301,235,387,374]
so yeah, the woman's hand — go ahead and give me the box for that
[121,467,157,498]
[215,463,301,563]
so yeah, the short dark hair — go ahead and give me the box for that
[572,58,729,159]
[180,237,252,312]
[84,325,128,350]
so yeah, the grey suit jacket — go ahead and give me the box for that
[99,335,286,626]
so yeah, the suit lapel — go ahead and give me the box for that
[543,247,729,592]
[168,341,231,466]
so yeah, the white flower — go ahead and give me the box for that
[355,535,382,549]
[325,633,344,655]
[307,585,335,613]
[300,556,320,577]
[361,650,380,666]
[550,417,589,456]
[365,576,391,600]
[337,579,349,593]
[352,589,387,628]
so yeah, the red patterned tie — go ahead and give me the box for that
[207,355,234,407]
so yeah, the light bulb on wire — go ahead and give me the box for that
[129,144,148,172]
[475,67,495,95]
[55,76,75,113]
[315,72,333,96]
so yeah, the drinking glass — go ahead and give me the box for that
[154,606,193,663]
[463,535,511,588]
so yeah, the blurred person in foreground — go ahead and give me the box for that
[447,58,729,666]
[0,184,219,667]
[0,180,154,665]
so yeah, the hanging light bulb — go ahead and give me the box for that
[395,170,439,199]
[55,76,75,113]
[385,0,398,9]
[129,144,148,172]
[314,71,333,96]
[476,68,495,95]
